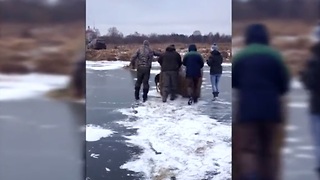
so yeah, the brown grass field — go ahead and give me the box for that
[233,20,316,77]
[0,22,84,75]
[0,22,85,100]
[86,43,232,61]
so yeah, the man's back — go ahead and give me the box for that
[158,45,182,72]
[183,44,204,78]
[232,25,290,123]
[132,41,153,69]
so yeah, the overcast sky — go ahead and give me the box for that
[86,0,231,36]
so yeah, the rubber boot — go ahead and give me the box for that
[142,89,149,102]
[134,87,140,100]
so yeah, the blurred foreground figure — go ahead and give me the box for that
[130,40,154,102]
[300,40,320,178]
[232,24,290,180]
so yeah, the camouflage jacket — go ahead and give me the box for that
[131,45,154,69]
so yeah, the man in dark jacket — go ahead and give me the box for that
[158,44,182,102]
[130,40,154,102]
[232,24,290,180]
[300,41,320,177]
[207,43,223,100]
[183,44,204,105]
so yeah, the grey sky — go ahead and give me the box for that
[86,0,231,36]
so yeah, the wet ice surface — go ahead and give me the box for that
[0,72,85,180]
[86,61,232,180]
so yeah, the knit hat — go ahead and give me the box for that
[211,43,218,51]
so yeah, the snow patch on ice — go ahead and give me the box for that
[86,61,231,72]
[86,124,114,142]
[116,91,231,180]
[0,73,69,101]
[86,60,128,71]
[290,79,303,89]
[288,102,308,108]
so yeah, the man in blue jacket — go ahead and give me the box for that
[182,44,204,105]
[232,24,290,180]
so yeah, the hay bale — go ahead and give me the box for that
[159,68,203,98]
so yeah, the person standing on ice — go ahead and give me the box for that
[158,44,182,102]
[207,43,223,100]
[232,23,290,180]
[300,39,320,178]
[182,44,204,105]
[130,40,154,102]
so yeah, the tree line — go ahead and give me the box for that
[94,27,231,44]
[0,0,85,23]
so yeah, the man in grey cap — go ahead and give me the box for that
[130,40,154,102]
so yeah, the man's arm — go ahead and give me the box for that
[130,48,139,69]
[177,53,182,68]
[153,50,162,57]
[199,54,204,68]
[207,55,213,67]
[301,58,320,91]
[182,53,188,66]
[276,55,290,96]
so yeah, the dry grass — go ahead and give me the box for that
[0,22,85,100]
[0,22,84,75]
[233,19,315,77]
[86,43,232,61]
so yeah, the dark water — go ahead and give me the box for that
[0,98,85,180]
[86,65,232,180]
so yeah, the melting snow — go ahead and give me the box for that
[0,73,69,101]
[86,60,231,71]
[116,90,231,180]
[86,124,114,142]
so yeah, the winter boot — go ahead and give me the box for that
[212,92,217,101]
[134,87,140,100]
[142,89,149,102]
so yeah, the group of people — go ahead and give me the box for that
[233,23,320,180]
[129,40,224,105]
